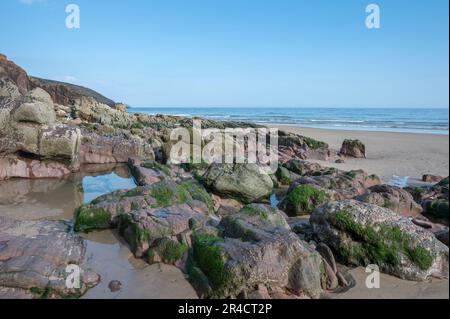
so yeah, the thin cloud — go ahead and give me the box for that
[51,75,79,84]
[18,0,46,5]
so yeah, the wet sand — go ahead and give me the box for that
[81,230,198,299]
[326,267,449,299]
[276,125,449,184]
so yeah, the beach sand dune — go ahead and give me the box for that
[277,126,449,185]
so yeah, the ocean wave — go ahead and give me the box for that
[128,107,449,134]
[308,119,366,123]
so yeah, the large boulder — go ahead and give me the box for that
[74,179,214,233]
[340,139,366,158]
[189,204,323,298]
[13,88,56,125]
[39,124,81,162]
[355,184,423,218]
[202,163,273,204]
[74,179,215,263]
[311,200,449,281]
[0,216,99,298]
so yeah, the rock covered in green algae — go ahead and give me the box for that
[187,204,324,299]
[74,179,215,233]
[311,200,449,281]
[423,199,449,223]
[275,166,298,185]
[202,163,274,204]
[423,177,449,223]
[278,184,330,216]
[74,178,216,262]
[291,168,381,200]
[118,203,211,257]
[146,237,189,265]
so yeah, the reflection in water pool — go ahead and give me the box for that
[0,164,198,299]
[0,164,136,221]
[82,172,137,204]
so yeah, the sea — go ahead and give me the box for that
[128,107,449,135]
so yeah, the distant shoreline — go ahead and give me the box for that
[257,122,449,135]
[128,107,449,136]
[275,125,450,185]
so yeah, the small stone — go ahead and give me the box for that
[108,280,122,292]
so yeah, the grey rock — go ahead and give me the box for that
[13,88,56,125]
[311,200,449,281]
[0,216,99,298]
[202,163,273,204]
[189,204,323,298]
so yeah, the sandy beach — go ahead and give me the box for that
[276,125,449,185]
[326,267,449,299]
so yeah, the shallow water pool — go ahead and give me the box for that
[0,164,198,299]
[0,164,136,221]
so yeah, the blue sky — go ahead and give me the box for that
[0,0,448,108]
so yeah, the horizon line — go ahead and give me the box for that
[128,105,450,109]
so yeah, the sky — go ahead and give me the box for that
[0,0,448,108]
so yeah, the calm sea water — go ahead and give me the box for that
[128,107,449,135]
